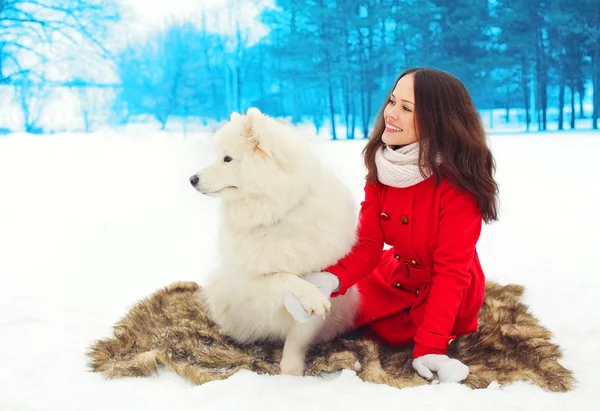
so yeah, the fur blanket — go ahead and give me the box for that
[87,281,574,391]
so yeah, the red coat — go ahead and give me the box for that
[325,177,485,358]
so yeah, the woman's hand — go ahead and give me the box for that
[412,354,469,383]
[283,272,340,322]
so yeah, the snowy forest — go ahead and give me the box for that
[0,0,599,137]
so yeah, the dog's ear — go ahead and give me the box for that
[246,107,263,118]
[230,111,241,121]
[245,117,261,151]
[244,108,268,158]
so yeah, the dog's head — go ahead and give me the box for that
[189,107,315,203]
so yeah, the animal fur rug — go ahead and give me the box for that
[87,281,574,392]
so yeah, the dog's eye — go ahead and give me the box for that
[223,156,233,163]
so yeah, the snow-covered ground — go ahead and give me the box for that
[0,130,599,410]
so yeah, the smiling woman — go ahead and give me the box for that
[381,73,418,147]
[284,67,500,383]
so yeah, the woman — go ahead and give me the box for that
[284,67,499,383]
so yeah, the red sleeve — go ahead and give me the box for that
[324,181,385,296]
[412,183,482,358]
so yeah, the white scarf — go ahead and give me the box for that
[375,143,437,188]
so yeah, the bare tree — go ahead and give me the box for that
[12,71,50,132]
[68,78,109,132]
[0,0,120,84]
[115,21,217,129]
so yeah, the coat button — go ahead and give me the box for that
[394,254,400,260]
[448,338,455,346]
[393,282,402,289]
[380,212,389,220]
[410,259,419,266]
[400,215,409,224]
[415,289,420,296]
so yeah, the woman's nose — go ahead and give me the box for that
[386,109,400,121]
[388,105,401,118]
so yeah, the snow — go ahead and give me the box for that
[0,130,599,410]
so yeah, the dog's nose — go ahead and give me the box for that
[189,175,199,187]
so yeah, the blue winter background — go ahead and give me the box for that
[1,0,598,134]
[1,1,599,411]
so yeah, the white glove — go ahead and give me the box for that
[412,354,469,383]
[301,272,340,295]
[283,272,340,323]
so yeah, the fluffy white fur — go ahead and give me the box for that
[190,107,360,375]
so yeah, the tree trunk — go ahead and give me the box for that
[328,79,336,140]
[344,79,353,139]
[159,115,168,130]
[536,29,548,130]
[578,85,585,119]
[200,12,221,119]
[594,40,599,129]
[182,104,188,138]
[343,20,352,139]
[292,89,301,124]
[258,46,264,103]
[505,84,509,124]
[570,85,576,129]
[593,6,600,129]
[366,17,375,137]
[558,72,565,131]
[289,6,300,124]
[358,28,369,139]
[0,47,4,83]
[361,80,369,138]
[350,96,357,139]
[235,64,242,113]
[520,56,531,132]
[325,53,337,140]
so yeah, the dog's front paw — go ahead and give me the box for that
[279,356,305,376]
[294,289,331,319]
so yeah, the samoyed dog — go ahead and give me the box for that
[189,107,360,375]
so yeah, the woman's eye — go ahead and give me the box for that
[403,106,412,112]
[224,156,233,163]
[388,99,395,105]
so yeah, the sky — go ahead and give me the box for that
[2,0,274,84]
[118,0,274,44]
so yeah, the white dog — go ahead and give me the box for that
[189,107,360,375]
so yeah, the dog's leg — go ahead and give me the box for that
[252,273,331,375]
[280,321,321,376]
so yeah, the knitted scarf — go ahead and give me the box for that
[374,142,437,188]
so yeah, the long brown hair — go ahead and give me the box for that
[363,67,499,223]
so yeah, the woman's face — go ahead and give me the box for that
[382,73,418,146]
